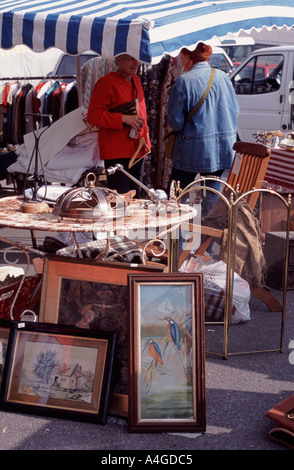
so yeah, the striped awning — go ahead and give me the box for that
[0,44,30,56]
[0,0,294,64]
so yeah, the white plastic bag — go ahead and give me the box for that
[180,257,251,323]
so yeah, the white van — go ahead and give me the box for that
[230,45,294,141]
[209,36,255,67]
[219,37,255,66]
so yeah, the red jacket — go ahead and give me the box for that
[87,72,151,160]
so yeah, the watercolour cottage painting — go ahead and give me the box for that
[17,338,99,405]
[1,325,116,424]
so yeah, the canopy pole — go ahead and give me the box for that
[76,55,82,107]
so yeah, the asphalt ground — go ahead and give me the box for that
[0,186,293,460]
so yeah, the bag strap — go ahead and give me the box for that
[185,67,215,124]
[164,67,215,141]
[131,77,138,100]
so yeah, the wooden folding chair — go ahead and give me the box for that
[225,141,271,210]
[179,141,282,312]
[180,141,271,255]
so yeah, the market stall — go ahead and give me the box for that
[0,0,294,434]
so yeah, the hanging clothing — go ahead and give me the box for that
[81,56,117,109]
[140,54,170,189]
[0,79,79,146]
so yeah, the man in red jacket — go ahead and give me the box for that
[87,54,151,194]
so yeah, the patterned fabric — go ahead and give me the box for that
[157,55,183,189]
[80,57,118,109]
[141,55,169,189]
[56,235,143,263]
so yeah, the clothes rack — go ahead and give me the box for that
[0,78,79,146]
[0,75,76,81]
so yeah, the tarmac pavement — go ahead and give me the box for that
[0,186,293,456]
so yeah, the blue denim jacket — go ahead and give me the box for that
[168,62,239,173]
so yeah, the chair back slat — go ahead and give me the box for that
[226,141,271,210]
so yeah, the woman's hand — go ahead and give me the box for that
[122,114,144,132]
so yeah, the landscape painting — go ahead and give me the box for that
[0,324,116,423]
[16,339,99,405]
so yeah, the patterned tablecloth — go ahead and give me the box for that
[265,147,294,193]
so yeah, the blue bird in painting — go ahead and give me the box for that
[144,339,163,365]
[163,316,181,351]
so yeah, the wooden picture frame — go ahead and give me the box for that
[38,254,164,416]
[128,272,206,432]
[0,322,116,424]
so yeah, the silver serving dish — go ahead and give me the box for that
[52,173,126,220]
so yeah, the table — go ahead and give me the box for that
[265,147,294,193]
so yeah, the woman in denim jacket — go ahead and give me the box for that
[168,42,239,216]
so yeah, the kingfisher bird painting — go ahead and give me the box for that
[139,282,194,420]
[144,339,163,365]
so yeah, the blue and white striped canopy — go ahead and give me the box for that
[0,0,294,64]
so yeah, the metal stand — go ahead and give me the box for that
[172,178,290,359]
[20,113,53,214]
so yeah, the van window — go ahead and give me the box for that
[222,44,254,66]
[209,52,232,74]
[232,54,283,95]
[54,53,97,81]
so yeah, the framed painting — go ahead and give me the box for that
[128,272,206,432]
[0,322,116,424]
[38,254,164,416]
